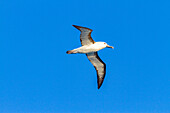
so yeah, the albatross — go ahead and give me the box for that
[66,25,114,89]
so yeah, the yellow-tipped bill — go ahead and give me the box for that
[106,45,114,49]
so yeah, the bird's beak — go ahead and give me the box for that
[106,45,114,49]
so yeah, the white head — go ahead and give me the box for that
[96,42,114,49]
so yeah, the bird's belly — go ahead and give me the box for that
[77,45,103,53]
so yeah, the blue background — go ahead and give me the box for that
[0,0,170,113]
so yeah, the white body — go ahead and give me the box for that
[72,42,107,54]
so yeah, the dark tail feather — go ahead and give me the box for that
[66,50,74,54]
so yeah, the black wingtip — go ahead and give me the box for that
[72,25,81,31]
[72,25,79,28]
[98,86,100,89]
[72,25,93,32]
[98,84,102,89]
[97,79,104,89]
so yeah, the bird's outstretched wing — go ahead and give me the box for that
[72,25,95,46]
[86,52,106,89]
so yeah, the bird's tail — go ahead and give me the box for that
[66,50,76,54]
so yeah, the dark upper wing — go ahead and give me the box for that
[72,25,95,46]
[86,52,106,89]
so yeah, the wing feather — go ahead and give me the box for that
[86,52,106,89]
[72,25,95,46]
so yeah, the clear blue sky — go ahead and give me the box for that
[0,0,169,113]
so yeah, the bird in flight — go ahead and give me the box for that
[66,25,114,89]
